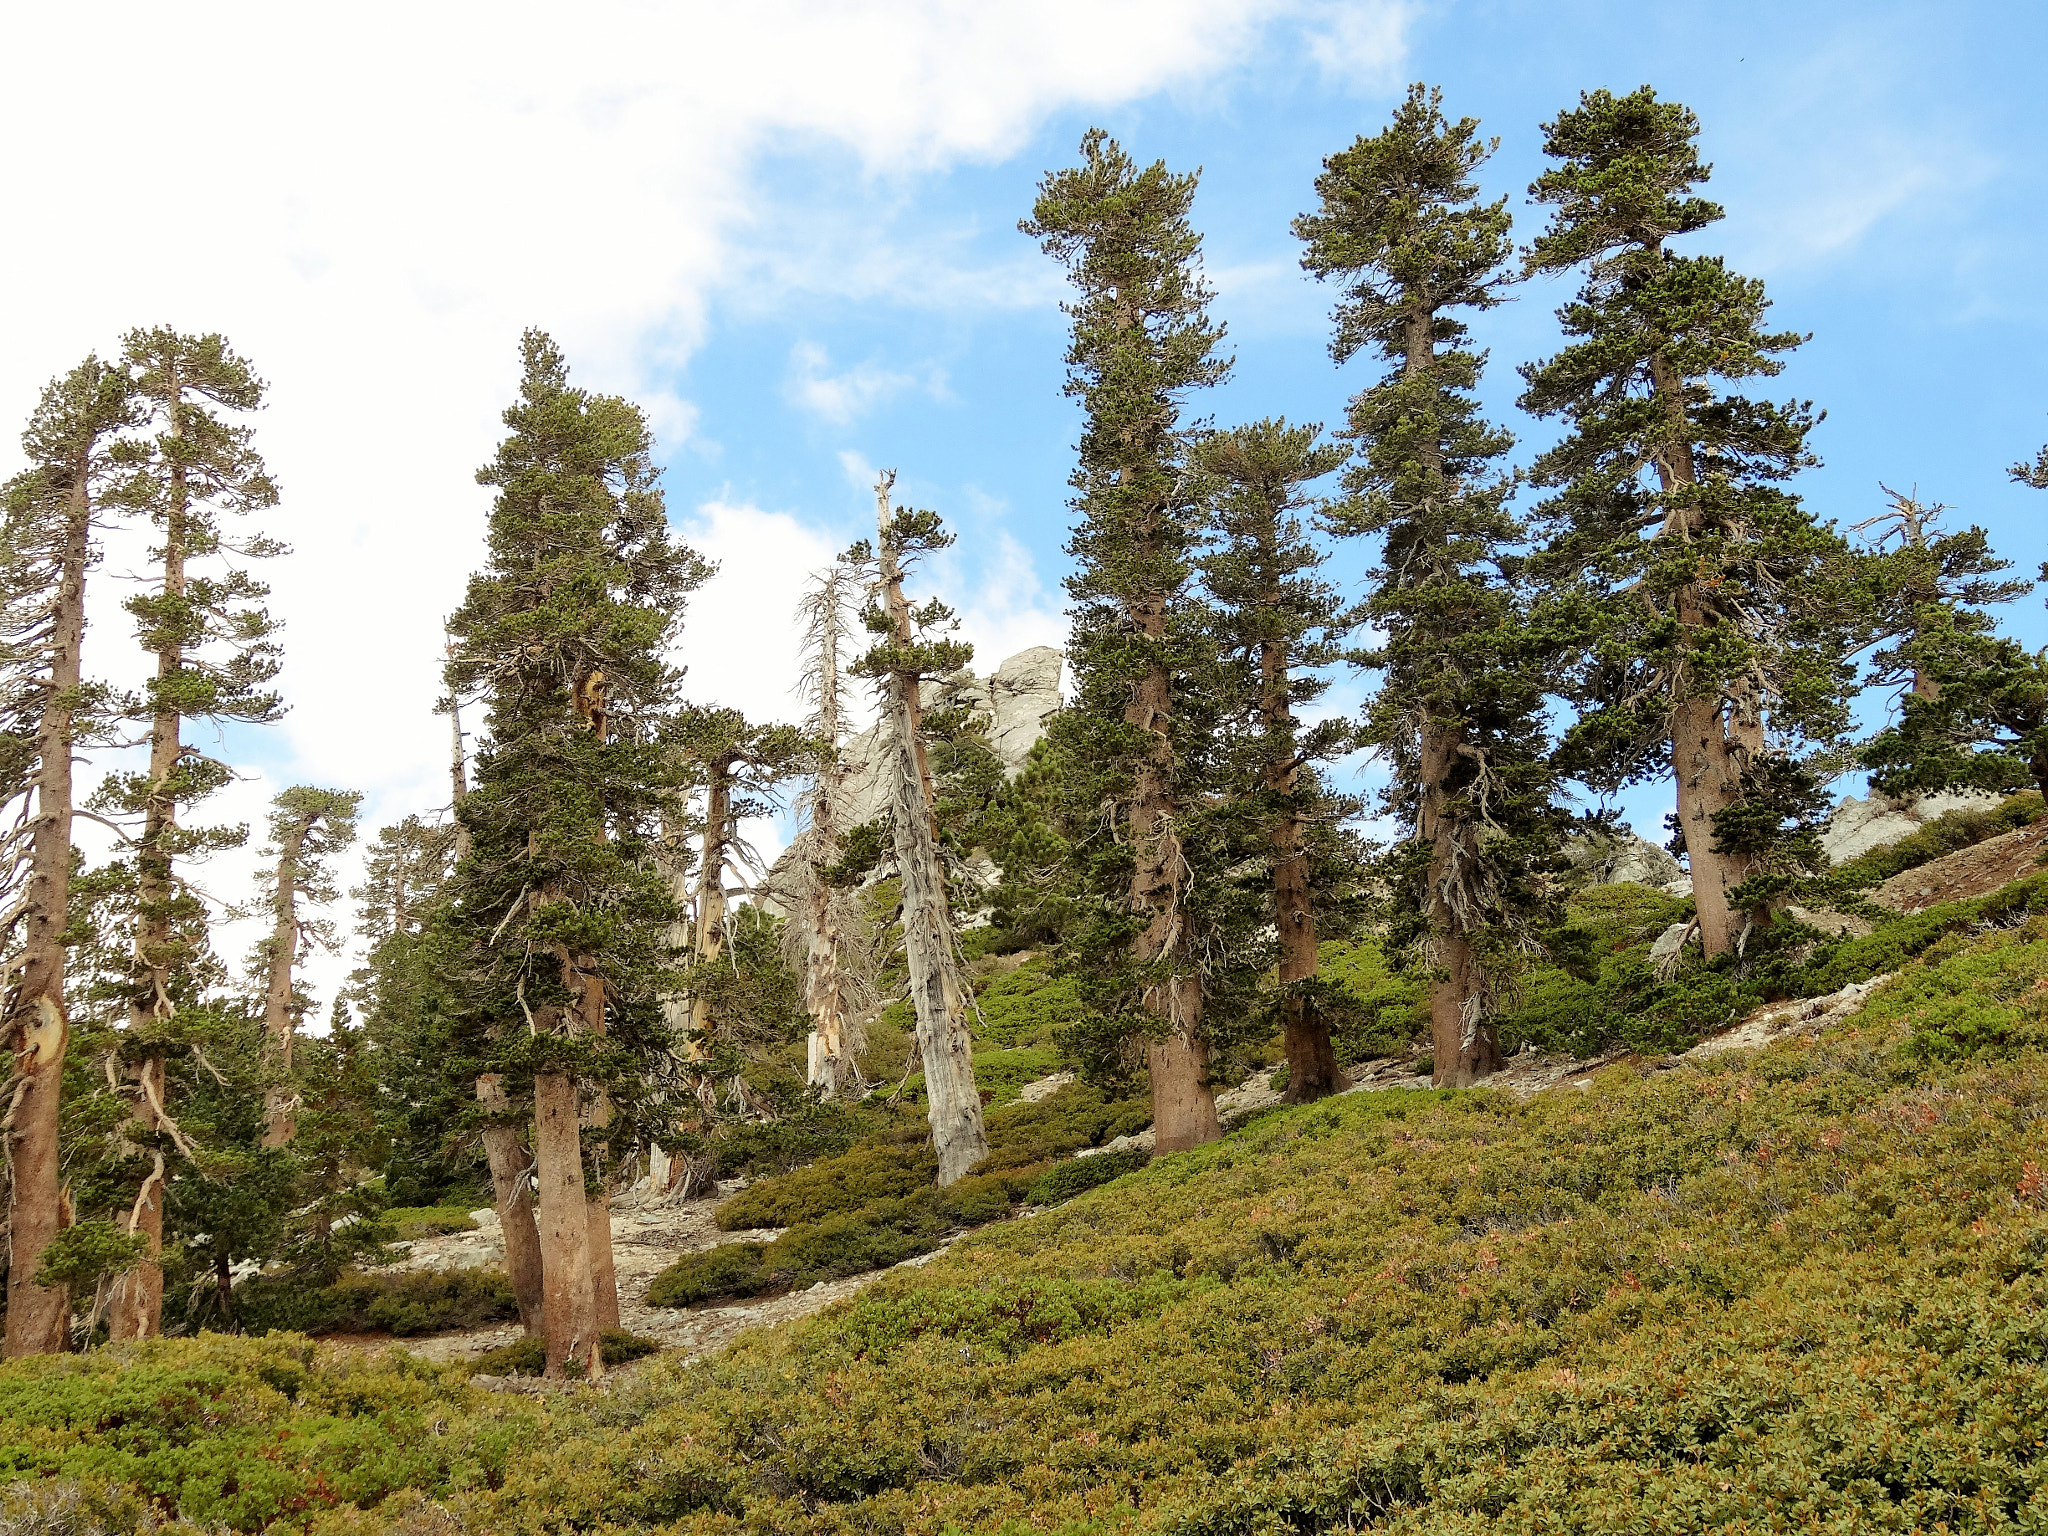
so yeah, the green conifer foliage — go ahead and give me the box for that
[1297,85,1562,1085]
[1024,130,1231,1151]
[1518,87,1856,957]
[1861,470,2048,803]
[97,328,284,1341]
[1193,419,1361,1101]
[444,330,710,1377]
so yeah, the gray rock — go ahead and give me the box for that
[1565,828,1684,890]
[1820,789,1998,866]
[1648,920,1693,968]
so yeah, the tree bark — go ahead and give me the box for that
[1128,648,1220,1150]
[803,567,857,1097]
[105,1054,168,1341]
[476,1074,544,1334]
[2,451,92,1359]
[688,775,730,1043]
[532,1066,599,1378]
[259,821,308,1148]
[876,474,988,1184]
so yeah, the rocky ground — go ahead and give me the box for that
[1873,816,2048,911]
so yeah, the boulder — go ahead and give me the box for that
[1565,828,1685,891]
[1819,789,1998,866]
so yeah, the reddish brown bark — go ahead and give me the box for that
[2,443,93,1358]
[1419,720,1502,1088]
[476,1074,544,1333]
[1129,651,1219,1150]
[533,1067,599,1378]
[1648,352,1759,960]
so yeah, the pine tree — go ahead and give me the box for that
[1518,87,1856,958]
[445,330,710,1378]
[0,355,136,1357]
[848,472,988,1184]
[1860,466,2048,803]
[99,328,283,1340]
[2014,434,2048,491]
[1025,130,1231,1151]
[1851,488,2025,709]
[1192,419,1359,1101]
[250,786,360,1147]
[1297,85,1566,1085]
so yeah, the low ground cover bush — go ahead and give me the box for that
[233,1267,519,1338]
[471,1329,661,1377]
[381,1203,480,1241]
[19,906,2048,1531]
[1027,1146,1150,1205]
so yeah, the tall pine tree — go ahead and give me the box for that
[1025,130,1231,1151]
[1297,86,1562,1085]
[445,330,709,1378]
[1192,419,1359,1102]
[100,328,283,1340]
[1518,88,1855,959]
[0,356,136,1357]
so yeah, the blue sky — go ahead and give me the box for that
[3,0,2042,994]
[646,0,2048,838]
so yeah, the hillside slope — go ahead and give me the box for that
[8,894,2048,1531]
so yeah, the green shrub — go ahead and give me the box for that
[972,963,1087,1049]
[715,1142,935,1231]
[472,1330,661,1376]
[643,1243,773,1308]
[382,1204,480,1241]
[1027,1147,1151,1205]
[235,1267,518,1337]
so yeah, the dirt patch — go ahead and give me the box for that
[1873,819,2048,912]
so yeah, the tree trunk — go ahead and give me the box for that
[687,777,730,1043]
[259,823,308,1148]
[1129,646,1219,1149]
[2,457,91,1359]
[1419,716,1502,1087]
[476,1074,544,1333]
[1648,350,1756,960]
[1261,624,1345,1104]
[532,1067,599,1379]
[803,567,856,1097]
[105,1055,168,1342]
[876,474,988,1184]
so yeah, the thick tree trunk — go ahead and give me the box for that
[1419,718,1502,1087]
[259,824,307,1148]
[1129,647,1219,1149]
[2,462,91,1359]
[876,475,988,1184]
[1649,351,1758,960]
[476,1074,544,1333]
[1671,690,1756,958]
[532,1068,599,1377]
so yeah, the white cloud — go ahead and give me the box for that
[0,0,1413,1009]
[786,342,922,424]
[1304,0,1417,92]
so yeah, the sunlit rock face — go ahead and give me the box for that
[1819,789,1998,866]
[834,646,1063,828]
